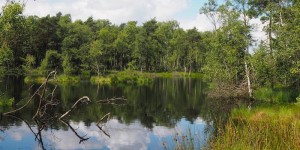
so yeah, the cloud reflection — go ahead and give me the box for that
[1,117,208,149]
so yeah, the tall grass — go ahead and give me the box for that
[254,87,298,103]
[210,104,300,149]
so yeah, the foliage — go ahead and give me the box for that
[0,0,298,89]
[22,54,36,74]
[40,50,62,72]
[0,97,14,107]
[253,87,299,103]
[109,70,152,85]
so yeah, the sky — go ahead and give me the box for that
[0,0,213,30]
[0,0,266,44]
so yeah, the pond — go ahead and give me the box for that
[0,77,216,150]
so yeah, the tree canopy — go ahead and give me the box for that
[0,0,299,87]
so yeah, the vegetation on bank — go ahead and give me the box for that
[1,0,300,149]
[210,104,300,149]
[24,70,203,84]
[1,1,299,90]
[24,74,80,83]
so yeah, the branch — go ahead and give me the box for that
[59,96,91,120]
[3,71,56,115]
[33,71,57,119]
[96,112,111,138]
[60,119,90,143]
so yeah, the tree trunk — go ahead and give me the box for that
[96,61,100,77]
[245,61,252,98]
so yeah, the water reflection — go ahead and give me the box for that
[0,117,208,150]
[0,77,212,149]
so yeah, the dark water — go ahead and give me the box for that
[0,77,215,150]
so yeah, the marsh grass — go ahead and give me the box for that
[150,72,202,78]
[210,104,300,149]
[162,127,211,150]
[254,87,298,103]
[90,76,111,84]
[24,74,80,83]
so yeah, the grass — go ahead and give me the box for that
[90,76,111,84]
[24,71,203,84]
[55,74,80,83]
[24,74,80,83]
[253,87,298,103]
[108,70,153,85]
[210,104,300,149]
[90,71,153,85]
[148,72,202,78]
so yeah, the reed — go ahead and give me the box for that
[210,104,300,149]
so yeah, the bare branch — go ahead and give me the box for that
[3,71,57,115]
[33,71,57,119]
[96,112,111,138]
[59,96,91,120]
[60,119,90,143]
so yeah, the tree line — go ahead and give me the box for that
[0,0,299,88]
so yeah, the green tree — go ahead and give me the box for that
[61,20,92,75]
[40,50,62,72]
[0,2,26,70]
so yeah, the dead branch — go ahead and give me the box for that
[96,112,111,138]
[33,71,57,119]
[3,71,57,116]
[60,119,90,144]
[5,115,46,150]
[97,125,110,138]
[97,113,111,125]
[59,96,91,120]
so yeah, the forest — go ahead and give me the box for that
[0,0,300,149]
[0,0,299,89]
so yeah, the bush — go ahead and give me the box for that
[0,97,14,107]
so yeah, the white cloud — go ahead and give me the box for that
[22,0,188,24]
[0,0,216,31]
[179,13,214,31]
[250,18,267,45]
